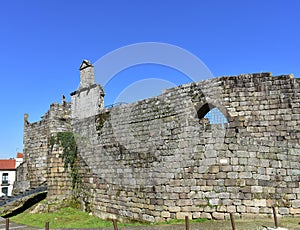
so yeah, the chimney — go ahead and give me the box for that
[79,60,95,88]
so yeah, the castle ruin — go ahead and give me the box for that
[15,60,300,221]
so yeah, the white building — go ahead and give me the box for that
[15,152,24,168]
[0,153,23,197]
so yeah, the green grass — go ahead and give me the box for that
[161,218,208,225]
[10,207,209,228]
[11,209,300,230]
[11,207,114,228]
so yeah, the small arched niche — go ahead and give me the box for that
[197,103,229,128]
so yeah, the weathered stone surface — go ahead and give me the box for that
[161,211,170,218]
[212,212,225,220]
[291,200,300,208]
[15,64,300,222]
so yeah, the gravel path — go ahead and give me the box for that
[0,218,40,230]
[51,218,299,230]
[1,217,299,230]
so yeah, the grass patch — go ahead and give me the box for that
[11,207,113,228]
[10,207,209,228]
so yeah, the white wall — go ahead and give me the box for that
[0,170,16,197]
[16,157,23,168]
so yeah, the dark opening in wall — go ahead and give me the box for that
[197,103,228,128]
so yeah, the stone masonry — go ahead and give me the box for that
[15,61,300,222]
[71,60,105,120]
[15,100,72,197]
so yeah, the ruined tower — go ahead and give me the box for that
[71,60,105,119]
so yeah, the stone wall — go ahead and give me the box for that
[16,62,300,222]
[14,162,29,193]
[47,146,72,199]
[17,101,72,192]
[72,73,300,221]
[71,84,104,120]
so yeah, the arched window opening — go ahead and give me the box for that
[204,108,228,127]
[197,104,229,128]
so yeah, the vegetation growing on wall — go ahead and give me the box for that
[95,112,110,136]
[50,132,79,189]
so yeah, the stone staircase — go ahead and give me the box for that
[0,185,47,208]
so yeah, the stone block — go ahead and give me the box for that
[177,199,192,206]
[245,179,257,186]
[251,186,263,193]
[169,193,179,200]
[194,199,208,206]
[263,187,275,194]
[253,199,266,207]
[239,158,248,165]
[209,198,220,206]
[201,186,213,191]
[176,212,192,219]
[266,199,276,207]
[259,207,272,214]
[218,192,230,199]
[222,199,233,205]
[161,211,170,218]
[289,208,300,214]
[292,200,300,208]
[164,200,175,206]
[212,212,225,220]
[232,165,245,172]
[209,166,219,174]
[179,193,188,199]
[227,205,236,213]
[181,206,200,212]
[225,179,236,186]
[217,206,227,212]
[237,205,246,213]
[204,206,216,212]
[192,212,201,219]
[169,206,181,212]
[243,200,253,206]
[200,212,212,219]
[142,214,155,222]
[227,172,238,179]
[278,207,289,215]
[246,206,259,213]
[233,199,242,206]
[239,172,252,179]
[220,165,232,172]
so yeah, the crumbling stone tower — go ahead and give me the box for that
[15,101,72,193]
[15,60,105,198]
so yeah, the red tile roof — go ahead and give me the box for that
[16,152,24,158]
[0,159,16,170]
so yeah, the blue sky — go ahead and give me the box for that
[0,0,299,158]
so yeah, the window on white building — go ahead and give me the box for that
[1,187,8,196]
[2,173,8,184]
